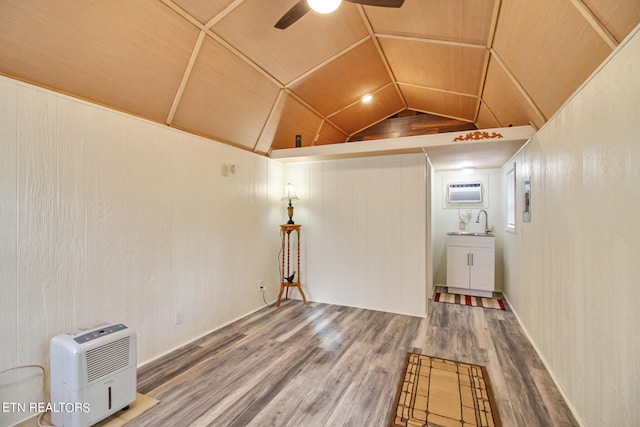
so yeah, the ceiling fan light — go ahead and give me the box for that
[307,0,342,14]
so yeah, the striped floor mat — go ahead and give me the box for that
[434,292,505,310]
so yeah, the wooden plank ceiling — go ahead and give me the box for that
[0,0,638,155]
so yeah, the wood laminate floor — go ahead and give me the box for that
[130,297,578,427]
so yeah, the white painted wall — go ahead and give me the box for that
[502,26,640,426]
[0,77,284,426]
[6,25,638,427]
[283,154,428,317]
[431,169,504,291]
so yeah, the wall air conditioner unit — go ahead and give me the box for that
[50,323,137,427]
[448,182,483,203]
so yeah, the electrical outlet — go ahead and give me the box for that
[258,280,266,292]
[174,308,183,325]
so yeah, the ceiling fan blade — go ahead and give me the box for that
[346,0,404,7]
[275,0,312,29]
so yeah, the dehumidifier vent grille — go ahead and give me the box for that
[85,336,131,383]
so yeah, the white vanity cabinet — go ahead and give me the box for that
[446,234,495,297]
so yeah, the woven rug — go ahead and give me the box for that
[434,292,505,310]
[389,353,502,427]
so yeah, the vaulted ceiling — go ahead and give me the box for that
[1,0,638,156]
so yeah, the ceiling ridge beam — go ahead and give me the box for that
[485,0,502,49]
[326,82,397,119]
[253,88,286,153]
[170,121,254,153]
[478,99,502,127]
[161,0,285,150]
[162,0,248,33]
[312,120,325,145]
[285,35,371,87]
[163,0,289,153]
[375,33,486,50]
[160,0,207,30]
[357,5,407,111]
[284,89,325,121]
[312,119,349,146]
[204,29,284,88]
[323,118,349,138]
[162,0,285,89]
[489,49,547,125]
[475,0,502,123]
[284,88,350,136]
[397,82,478,98]
[205,0,246,29]
[166,30,206,125]
[475,48,492,124]
[569,0,618,48]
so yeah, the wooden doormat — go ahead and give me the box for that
[94,393,159,427]
[33,393,158,427]
[434,292,505,310]
[389,353,502,427]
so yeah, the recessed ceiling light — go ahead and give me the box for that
[361,93,373,103]
[307,0,342,14]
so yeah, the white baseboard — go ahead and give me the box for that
[500,292,586,427]
[136,303,270,369]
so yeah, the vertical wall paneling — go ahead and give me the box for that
[55,99,87,333]
[431,169,504,290]
[351,158,370,308]
[284,154,427,317]
[335,160,354,306]
[84,106,127,328]
[122,120,165,360]
[398,155,428,306]
[309,162,322,300]
[501,27,640,427]
[0,75,284,425]
[266,158,285,303]
[321,161,339,303]
[366,157,389,307]
[0,79,19,427]
[425,158,434,299]
[16,87,57,411]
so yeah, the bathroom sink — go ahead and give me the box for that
[447,231,494,237]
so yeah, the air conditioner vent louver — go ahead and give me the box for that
[448,182,482,203]
[85,336,131,383]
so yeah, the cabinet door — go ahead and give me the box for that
[469,247,495,291]
[447,246,470,289]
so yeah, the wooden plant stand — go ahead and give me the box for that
[277,224,307,307]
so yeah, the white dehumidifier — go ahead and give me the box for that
[50,323,137,427]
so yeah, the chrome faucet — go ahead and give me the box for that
[476,209,494,234]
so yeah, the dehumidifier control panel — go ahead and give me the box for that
[73,323,128,344]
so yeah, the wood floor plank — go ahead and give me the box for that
[128,299,578,427]
[276,341,373,427]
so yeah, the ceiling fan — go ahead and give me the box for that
[275,0,405,29]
